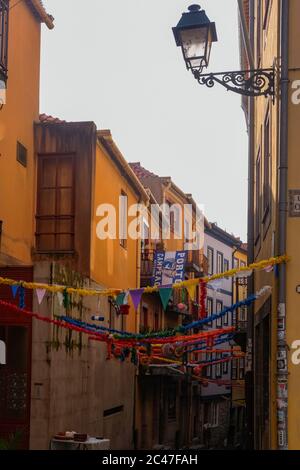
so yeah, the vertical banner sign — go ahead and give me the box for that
[152,251,187,286]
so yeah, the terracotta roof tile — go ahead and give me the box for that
[39,113,66,124]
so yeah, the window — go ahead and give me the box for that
[224,259,229,275]
[210,402,219,427]
[240,261,246,268]
[232,359,238,380]
[0,1,9,82]
[207,297,213,327]
[141,306,148,329]
[207,247,214,275]
[234,257,239,269]
[216,252,223,274]
[167,202,181,236]
[239,357,245,380]
[17,141,27,167]
[255,150,262,242]
[120,191,128,248]
[36,155,75,252]
[167,383,177,421]
[216,301,223,328]
[263,109,271,218]
[240,306,247,322]
[216,353,222,378]
[206,353,212,378]
[256,0,262,66]
[223,309,229,326]
[263,0,271,30]
[223,358,228,374]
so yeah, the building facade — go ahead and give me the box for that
[0,7,148,448]
[203,223,245,449]
[239,0,300,450]
[130,162,207,449]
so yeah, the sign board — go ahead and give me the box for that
[152,251,187,286]
[289,190,300,217]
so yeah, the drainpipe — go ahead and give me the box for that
[245,0,255,450]
[277,0,289,451]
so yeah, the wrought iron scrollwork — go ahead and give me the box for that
[193,68,275,98]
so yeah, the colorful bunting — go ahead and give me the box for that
[11,285,19,299]
[36,288,46,305]
[129,289,144,310]
[186,284,197,301]
[159,287,172,311]
[57,291,64,306]
[116,292,126,306]
[19,286,25,309]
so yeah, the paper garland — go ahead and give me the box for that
[0,255,289,299]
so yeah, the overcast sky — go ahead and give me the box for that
[40,0,248,241]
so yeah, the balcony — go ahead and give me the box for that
[185,251,208,277]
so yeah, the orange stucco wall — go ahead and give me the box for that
[0,3,41,265]
[91,143,143,332]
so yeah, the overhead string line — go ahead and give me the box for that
[0,254,289,298]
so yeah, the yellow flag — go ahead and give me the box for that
[186,284,196,301]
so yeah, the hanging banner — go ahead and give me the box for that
[152,251,187,286]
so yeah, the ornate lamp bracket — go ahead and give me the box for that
[193,67,275,99]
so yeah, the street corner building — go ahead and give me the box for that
[0,1,150,449]
[239,0,300,450]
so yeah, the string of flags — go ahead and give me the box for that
[0,283,271,386]
[0,255,289,307]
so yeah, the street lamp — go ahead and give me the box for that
[172,4,217,74]
[173,4,275,98]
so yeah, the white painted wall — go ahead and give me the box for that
[202,231,234,398]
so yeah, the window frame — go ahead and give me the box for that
[120,190,128,249]
[0,0,9,83]
[216,300,223,328]
[207,246,214,276]
[36,153,76,253]
[216,251,223,275]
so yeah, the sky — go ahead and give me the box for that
[40,0,248,241]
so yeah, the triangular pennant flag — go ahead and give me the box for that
[129,288,144,311]
[208,279,222,291]
[124,290,130,305]
[57,291,64,306]
[186,284,196,301]
[235,270,253,279]
[11,285,19,299]
[19,286,25,309]
[36,288,46,305]
[159,288,173,311]
[116,292,126,306]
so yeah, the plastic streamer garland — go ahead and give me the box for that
[0,255,289,298]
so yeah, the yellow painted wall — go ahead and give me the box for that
[251,0,300,449]
[0,3,42,265]
[91,143,143,333]
[252,0,280,449]
[285,0,300,450]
